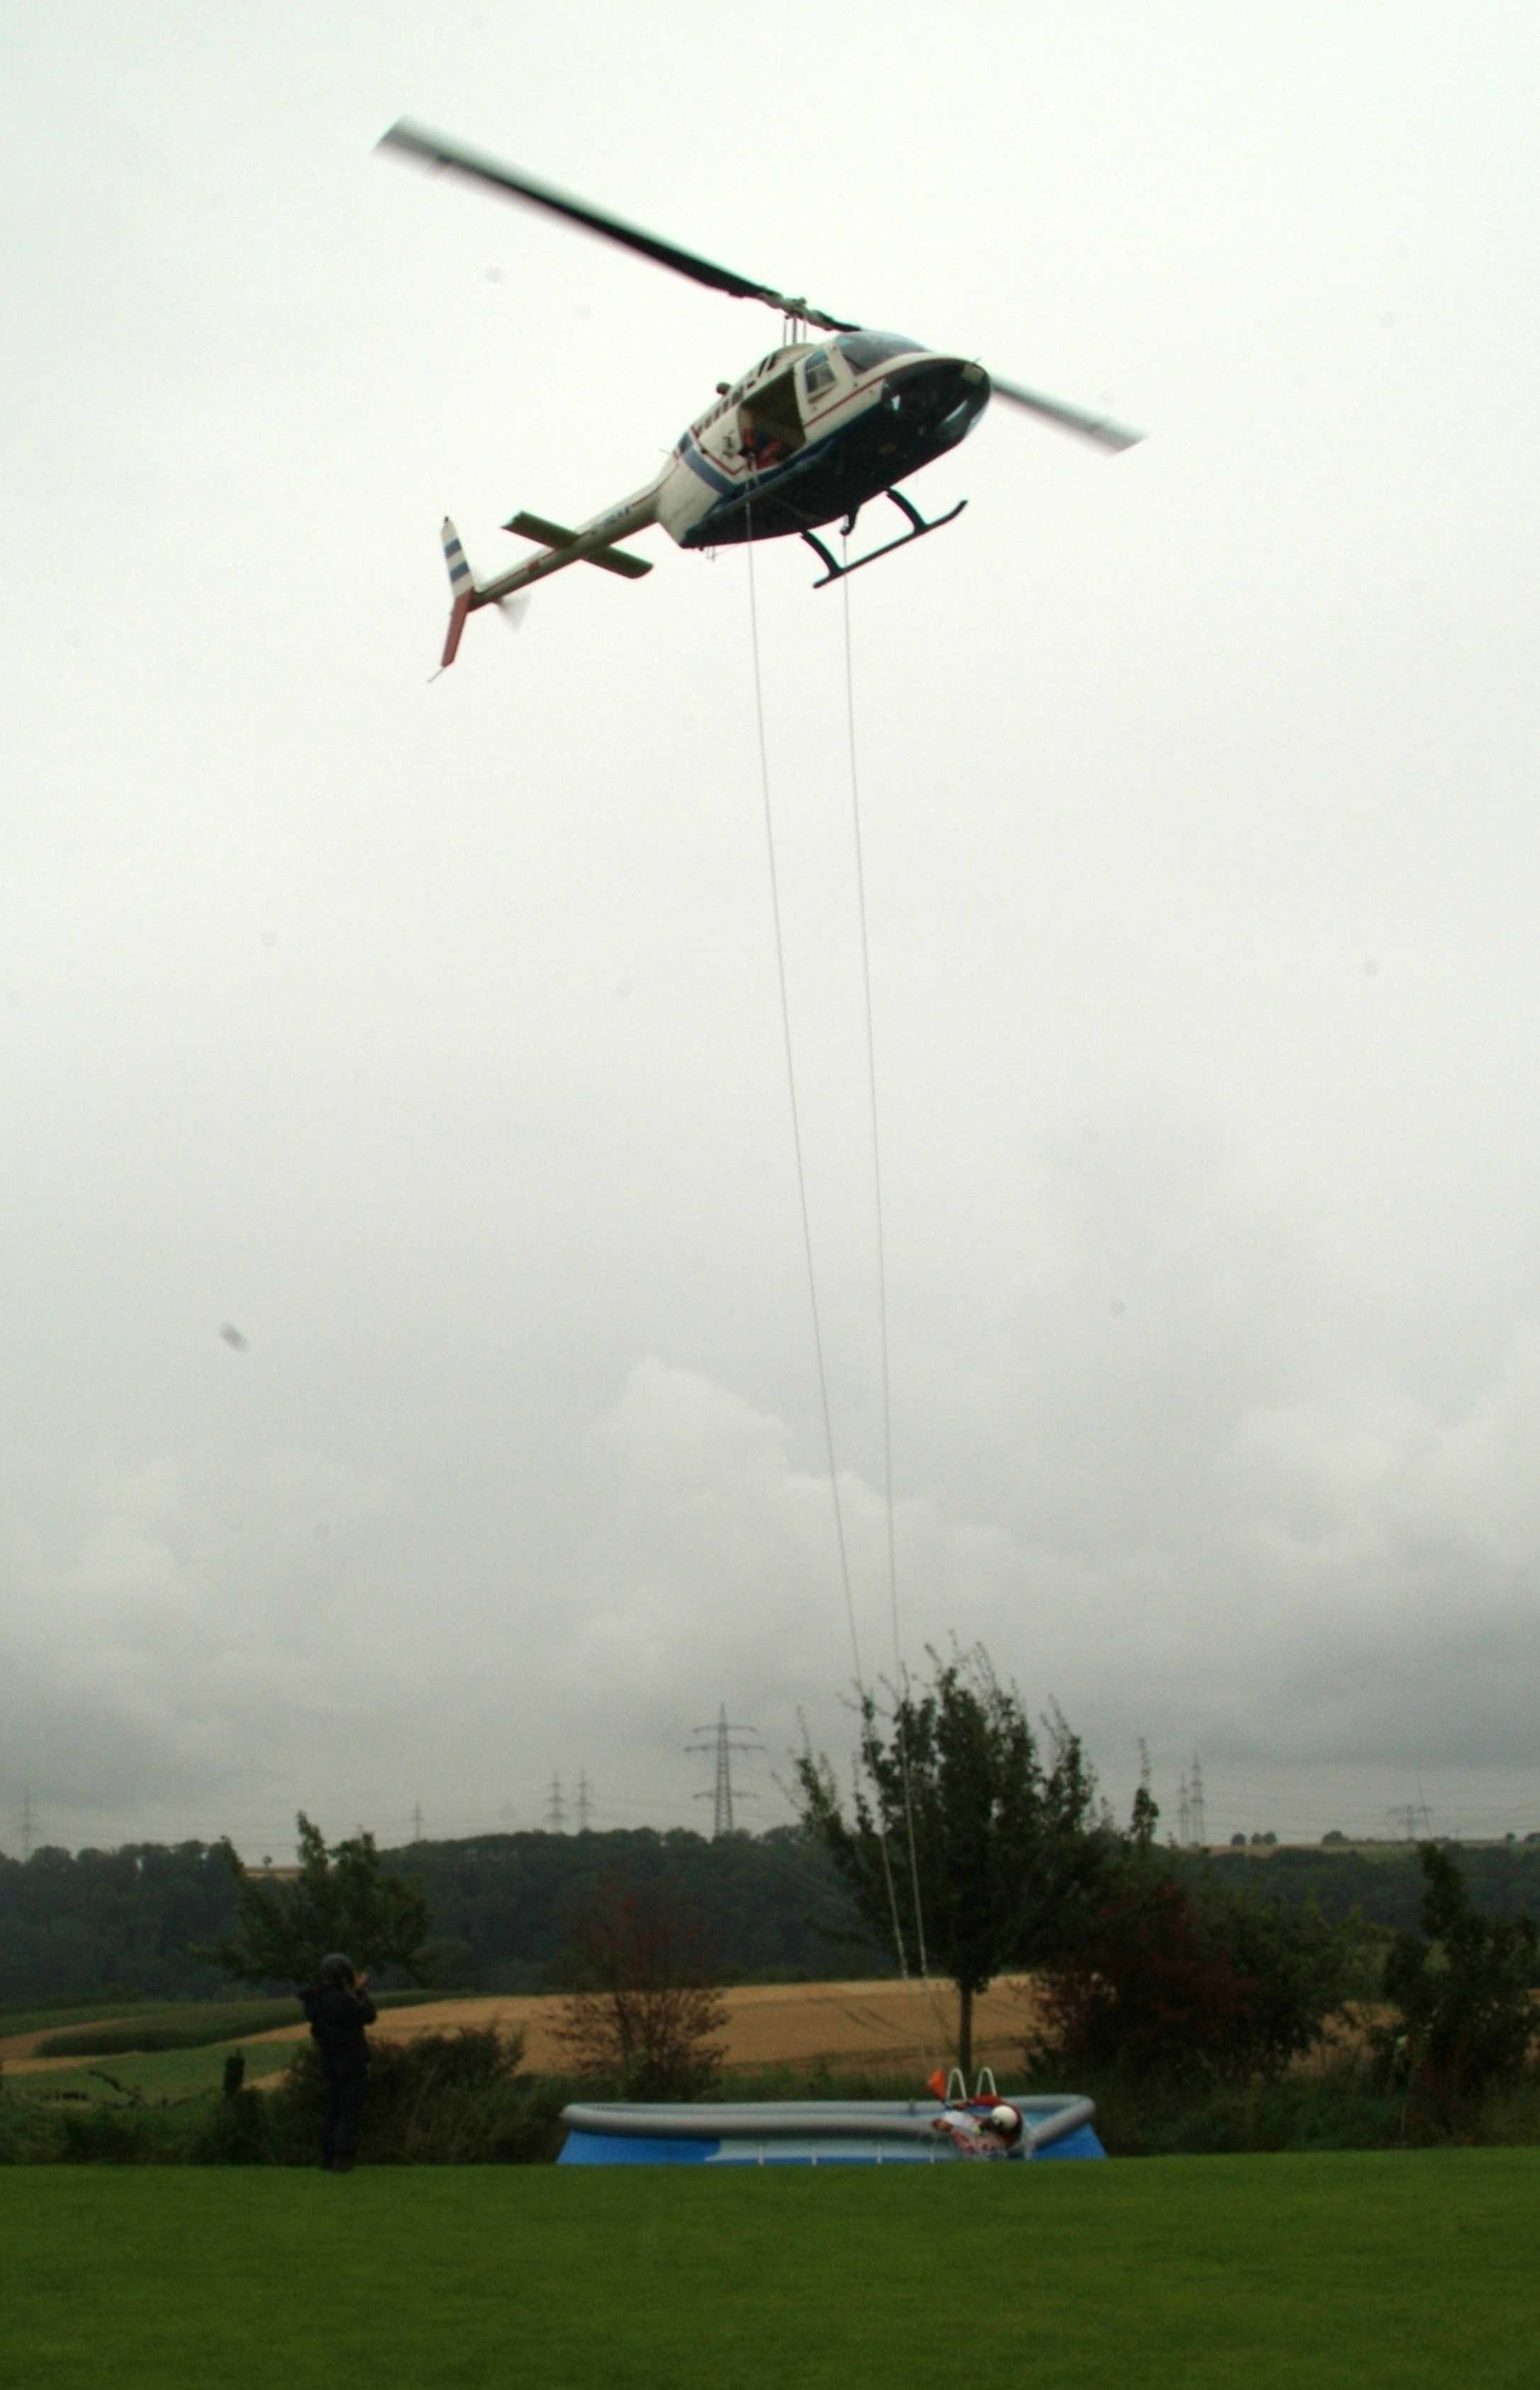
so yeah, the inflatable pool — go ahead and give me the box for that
[557,2094,1105,2165]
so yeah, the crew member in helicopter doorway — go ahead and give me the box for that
[301,1952,377,2171]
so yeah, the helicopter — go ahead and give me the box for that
[379,122,1143,669]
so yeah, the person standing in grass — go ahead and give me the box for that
[302,1952,376,2172]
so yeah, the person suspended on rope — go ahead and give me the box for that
[931,2099,1027,2159]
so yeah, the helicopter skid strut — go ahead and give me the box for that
[801,487,967,588]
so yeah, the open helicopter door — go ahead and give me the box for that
[739,368,806,470]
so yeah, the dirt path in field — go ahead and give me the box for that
[0,2028,167,2072]
[1,1978,1046,2079]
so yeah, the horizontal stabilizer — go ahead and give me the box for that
[505,509,578,548]
[503,509,652,579]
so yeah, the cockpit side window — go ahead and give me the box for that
[803,348,837,400]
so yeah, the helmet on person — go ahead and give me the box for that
[317,1952,355,1985]
[988,2103,1024,2142]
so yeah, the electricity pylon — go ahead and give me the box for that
[687,1706,761,1837]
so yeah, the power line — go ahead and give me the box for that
[543,1774,567,1833]
[575,1772,593,1834]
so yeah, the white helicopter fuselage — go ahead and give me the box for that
[655,332,990,549]
[442,332,991,660]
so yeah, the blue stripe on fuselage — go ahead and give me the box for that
[680,428,835,506]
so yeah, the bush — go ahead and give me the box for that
[57,2106,160,2163]
[1370,1842,1539,2121]
[0,2095,69,2164]
[270,2025,544,2164]
[1028,1865,1348,2086]
[190,2086,272,2164]
[1054,2054,1412,2158]
[2,2029,559,2167]
[552,1887,728,2099]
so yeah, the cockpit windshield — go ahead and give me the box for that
[836,331,925,373]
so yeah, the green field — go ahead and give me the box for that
[6,2151,1539,2389]
[27,1988,442,2059]
[0,2001,172,2040]
[4,1990,452,2106]
[14,2039,297,2104]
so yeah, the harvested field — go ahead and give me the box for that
[361,1976,1044,2075]
[1,1978,1044,2081]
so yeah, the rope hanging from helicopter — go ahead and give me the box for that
[374,133,1142,2071]
[835,545,939,2027]
[742,482,944,2053]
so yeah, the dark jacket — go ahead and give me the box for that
[302,1982,378,2063]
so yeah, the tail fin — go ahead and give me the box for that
[440,517,476,668]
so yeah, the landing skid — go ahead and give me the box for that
[801,487,967,587]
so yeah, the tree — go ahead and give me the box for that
[1031,1864,1348,2084]
[1371,1842,1539,2116]
[1129,1743,1160,1854]
[202,1814,430,1986]
[792,1645,1110,2076]
[552,1883,729,2098]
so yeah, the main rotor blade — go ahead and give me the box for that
[989,375,1144,453]
[379,121,858,334]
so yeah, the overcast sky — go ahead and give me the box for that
[5,1,1539,1862]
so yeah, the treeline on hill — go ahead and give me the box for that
[0,1825,881,2007]
[1186,1839,1540,1933]
[6,1823,1540,2011]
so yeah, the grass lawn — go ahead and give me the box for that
[6,2150,1539,2389]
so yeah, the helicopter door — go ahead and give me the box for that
[739,368,805,470]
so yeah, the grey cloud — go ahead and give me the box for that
[5,1,1540,1856]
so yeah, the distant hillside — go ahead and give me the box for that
[1178,1838,1540,1933]
[0,1824,878,2007]
[5,1825,1539,2009]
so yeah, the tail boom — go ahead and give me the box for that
[435,484,660,667]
